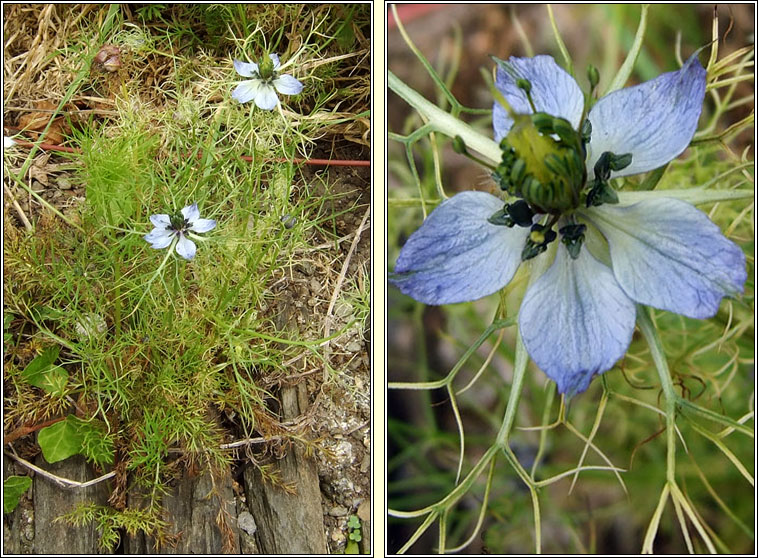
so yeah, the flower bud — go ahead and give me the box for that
[587,64,600,91]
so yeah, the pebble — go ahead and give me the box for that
[357,499,370,521]
[334,301,353,318]
[309,278,322,293]
[359,454,370,473]
[57,177,73,190]
[237,511,257,536]
[328,505,349,517]
[345,340,362,353]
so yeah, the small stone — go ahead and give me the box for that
[237,511,257,536]
[334,301,353,318]
[360,454,370,473]
[357,499,370,521]
[309,278,322,293]
[329,505,349,517]
[345,340,362,353]
[57,177,73,190]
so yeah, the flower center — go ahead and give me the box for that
[489,77,632,261]
[169,212,189,232]
[258,57,276,81]
[495,111,586,214]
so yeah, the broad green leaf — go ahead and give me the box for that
[38,416,85,463]
[21,346,68,395]
[21,345,60,384]
[4,476,32,513]
[344,539,360,554]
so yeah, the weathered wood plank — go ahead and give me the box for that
[31,454,110,554]
[125,468,239,554]
[243,382,327,554]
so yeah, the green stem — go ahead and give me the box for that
[604,4,649,95]
[389,317,515,390]
[637,305,678,481]
[388,71,500,164]
[546,4,574,76]
[495,333,529,447]
[617,187,753,206]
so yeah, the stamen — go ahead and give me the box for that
[487,200,534,228]
[521,223,557,261]
[521,215,559,261]
[585,150,631,207]
[559,223,586,259]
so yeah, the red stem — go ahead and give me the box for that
[6,137,370,167]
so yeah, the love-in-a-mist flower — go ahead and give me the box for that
[390,54,746,396]
[144,203,216,261]
[232,53,304,110]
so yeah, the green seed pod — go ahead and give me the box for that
[509,158,526,185]
[258,55,275,80]
[551,117,580,148]
[502,113,584,212]
[530,112,555,135]
[543,153,567,177]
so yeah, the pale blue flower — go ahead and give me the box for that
[391,54,746,396]
[144,203,216,260]
[232,53,303,110]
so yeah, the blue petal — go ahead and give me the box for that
[586,54,706,178]
[269,53,281,70]
[232,80,261,104]
[181,203,200,222]
[189,218,216,233]
[234,59,259,78]
[254,84,279,111]
[149,214,171,228]
[390,191,529,304]
[274,74,303,96]
[583,198,746,319]
[493,55,584,142]
[175,234,197,260]
[519,244,636,396]
[144,229,174,249]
